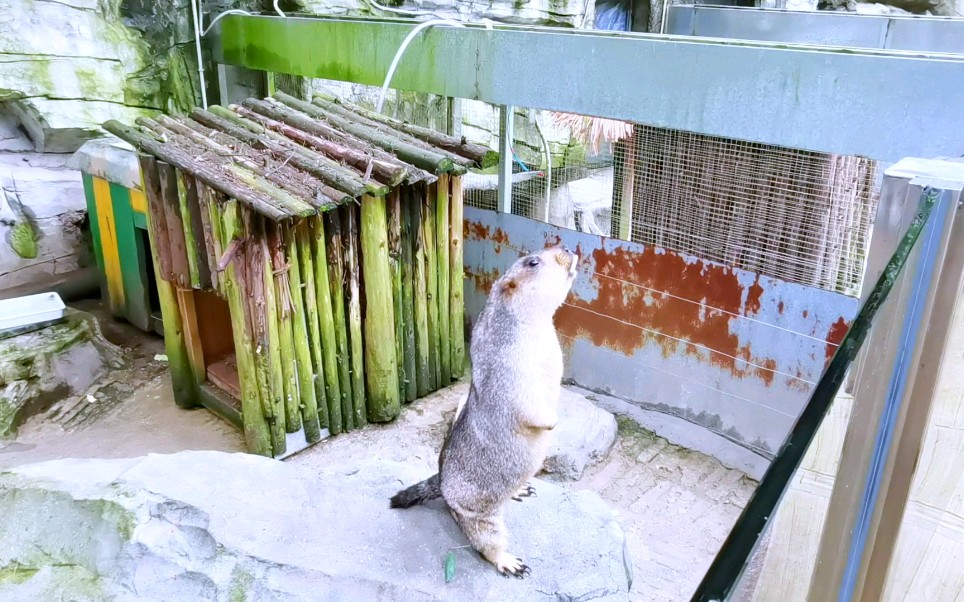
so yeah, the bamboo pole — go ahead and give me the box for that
[296,221,330,432]
[310,216,343,434]
[138,155,198,409]
[400,188,419,402]
[410,190,431,397]
[324,211,355,432]
[217,198,273,456]
[198,106,387,198]
[424,184,441,389]
[231,103,435,185]
[436,175,452,385]
[314,91,499,168]
[449,176,466,378]
[175,172,202,288]
[268,223,302,434]
[103,120,293,221]
[232,102,409,187]
[360,194,401,422]
[311,95,478,171]
[258,217,291,444]
[286,221,323,442]
[342,204,368,428]
[387,191,407,402]
[271,93,456,175]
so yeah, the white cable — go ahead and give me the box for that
[190,0,209,109]
[375,19,466,114]
[272,0,285,17]
[533,111,552,223]
[202,9,252,36]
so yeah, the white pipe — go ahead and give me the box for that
[533,110,552,223]
[190,0,209,109]
[376,19,466,114]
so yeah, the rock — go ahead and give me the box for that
[0,309,123,438]
[0,451,633,601]
[542,388,619,481]
[294,0,591,27]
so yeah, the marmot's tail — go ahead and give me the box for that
[390,474,442,508]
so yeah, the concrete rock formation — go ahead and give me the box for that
[542,387,619,481]
[0,451,632,601]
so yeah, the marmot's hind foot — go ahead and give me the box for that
[511,483,537,502]
[495,553,531,578]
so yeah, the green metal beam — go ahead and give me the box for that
[212,15,964,161]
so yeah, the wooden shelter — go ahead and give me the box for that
[104,92,496,458]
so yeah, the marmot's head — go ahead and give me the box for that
[491,244,579,315]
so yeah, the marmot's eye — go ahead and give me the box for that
[526,257,541,268]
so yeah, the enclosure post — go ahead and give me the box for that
[807,159,964,602]
[497,105,514,214]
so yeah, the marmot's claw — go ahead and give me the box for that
[512,483,537,501]
[496,554,530,578]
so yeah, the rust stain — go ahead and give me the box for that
[778,301,785,314]
[825,317,850,361]
[465,221,491,242]
[554,245,778,384]
[491,227,510,246]
[802,309,809,319]
[746,275,764,315]
[465,266,500,296]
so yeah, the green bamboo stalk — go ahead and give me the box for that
[449,176,466,378]
[296,221,330,432]
[286,222,322,442]
[424,184,441,390]
[399,188,418,402]
[342,204,368,427]
[137,156,197,409]
[270,223,302,434]
[324,211,355,432]
[260,218,290,442]
[387,191,406,402]
[410,191,431,398]
[436,175,452,385]
[311,215,343,434]
[359,194,401,422]
[217,198,273,456]
[175,172,201,288]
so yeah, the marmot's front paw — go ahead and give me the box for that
[495,553,531,578]
[511,483,537,501]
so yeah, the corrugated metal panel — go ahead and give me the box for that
[463,207,859,456]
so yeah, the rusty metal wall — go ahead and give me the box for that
[463,207,859,457]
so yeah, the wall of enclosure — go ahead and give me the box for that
[313,81,879,458]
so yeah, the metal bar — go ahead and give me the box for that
[689,185,940,602]
[808,159,964,602]
[667,5,964,55]
[211,15,964,162]
[497,105,514,214]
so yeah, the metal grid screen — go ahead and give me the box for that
[621,125,879,297]
[303,81,879,296]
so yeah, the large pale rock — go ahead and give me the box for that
[0,451,632,601]
[0,310,122,438]
[542,388,619,481]
[0,145,90,289]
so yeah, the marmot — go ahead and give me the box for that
[390,243,579,577]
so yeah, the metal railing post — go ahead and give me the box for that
[497,105,514,214]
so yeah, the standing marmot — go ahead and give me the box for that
[390,243,579,577]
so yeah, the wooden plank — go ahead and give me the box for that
[424,183,440,390]
[342,203,367,428]
[207,354,242,400]
[410,189,431,398]
[449,176,466,378]
[157,163,191,287]
[175,172,208,289]
[195,183,222,292]
[436,174,451,384]
[400,187,418,402]
[325,210,354,432]
[176,288,206,385]
[138,167,173,282]
[137,155,198,409]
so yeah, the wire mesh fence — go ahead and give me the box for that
[303,79,879,296]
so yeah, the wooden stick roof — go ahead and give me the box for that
[103,92,497,222]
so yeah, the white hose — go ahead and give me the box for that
[375,19,466,114]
